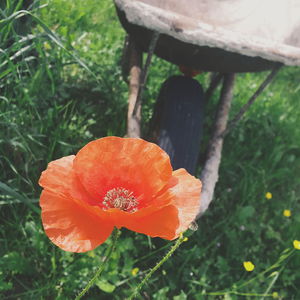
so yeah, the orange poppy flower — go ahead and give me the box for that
[39,137,201,252]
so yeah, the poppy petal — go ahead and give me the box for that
[119,169,201,240]
[39,155,95,205]
[73,137,173,208]
[170,169,202,236]
[115,205,179,240]
[39,155,75,196]
[40,190,113,252]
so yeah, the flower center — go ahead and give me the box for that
[103,187,138,213]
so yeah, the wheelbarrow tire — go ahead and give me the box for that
[148,75,205,175]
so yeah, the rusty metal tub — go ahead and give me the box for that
[114,0,300,72]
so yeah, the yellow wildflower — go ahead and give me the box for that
[183,237,188,242]
[131,267,139,276]
[243,261,255,272]
[283,209,291,217]
[272,292,279,298]
[265,192,272,199]
[293,240,300,250]
[43,41,52,50]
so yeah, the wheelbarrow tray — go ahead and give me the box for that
[115,0,300,72]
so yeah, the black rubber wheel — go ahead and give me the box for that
[148,75,205,175]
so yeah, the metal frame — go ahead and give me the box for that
[124,33,282,217]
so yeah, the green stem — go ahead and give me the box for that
[127,234,186,300]
[206,291,273,297]
[205,248,295,297]
[237,248,294,290]
[75,228,121,300]
[260,270,281,300]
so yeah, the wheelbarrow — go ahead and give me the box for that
[113,0,300,216]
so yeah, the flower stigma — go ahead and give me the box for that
[103,187,138,213]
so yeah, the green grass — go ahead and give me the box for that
[1,0,300,299]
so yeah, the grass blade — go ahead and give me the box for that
[0,181,40,214]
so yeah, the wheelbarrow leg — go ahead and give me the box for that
[205,72,224,103]
[125,36,143,138]
[125,33,160,138]
[199,66,281,217]
[199,73,235,217]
